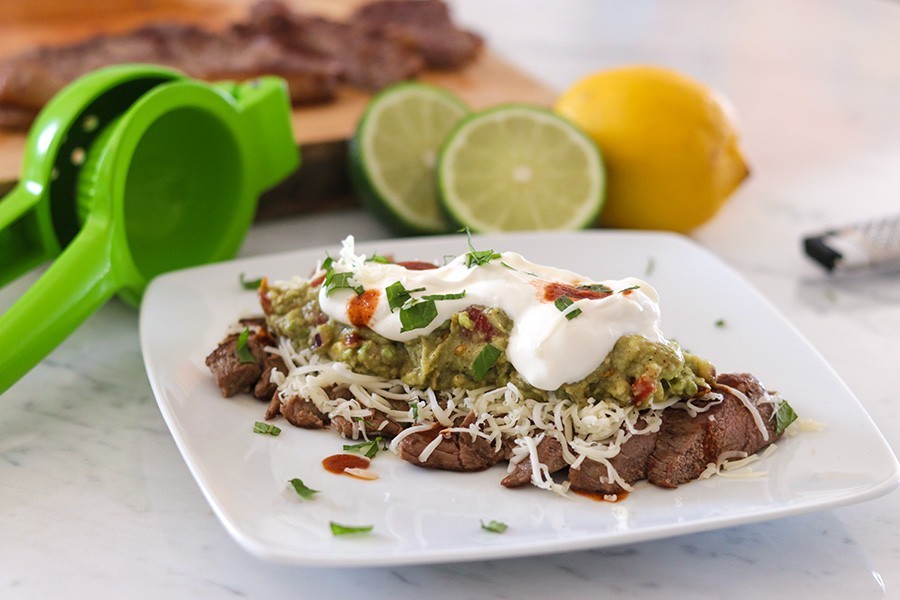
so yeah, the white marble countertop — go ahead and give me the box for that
[3,0,900,597]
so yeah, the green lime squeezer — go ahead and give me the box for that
[0,64,300,395]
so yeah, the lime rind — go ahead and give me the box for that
[349,82,469,235]
[436,104,605,232]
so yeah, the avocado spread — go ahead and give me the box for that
[263,279,716,409]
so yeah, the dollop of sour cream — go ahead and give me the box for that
[317,237,668,391]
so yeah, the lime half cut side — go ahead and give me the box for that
[349,82,469,235]
[436,104,605,232]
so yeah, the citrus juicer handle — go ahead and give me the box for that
[0,183,60,288]
[0,221,118,393]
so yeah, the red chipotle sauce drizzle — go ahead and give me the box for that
[322,454,371,477]
[573,489,629,503]
[347,289,380,327]
[542,282,611,303]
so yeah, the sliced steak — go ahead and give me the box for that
[279,395,328,429]
[204,327,271,397]
[253,354,287,400]
[501,435,567,488]
[350,0,483,69]
[647,373,778,489]
[568,428,659,494]
[331,410,405,439]
[0,20,339,127]
[398,426,502,471]
[238,1,423,90]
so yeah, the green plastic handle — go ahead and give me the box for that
[0,218,119,393]
[0,183,60,289]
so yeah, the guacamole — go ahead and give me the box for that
[263,279,716,409]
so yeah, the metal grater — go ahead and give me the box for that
[803,214,900,272]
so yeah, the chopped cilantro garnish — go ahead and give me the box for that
[462,228,501,267]
[774,399,798,435]
[385,281,425,312]
[399,299,438,332]
[620,285,641,293]
[324,271,364,296]
[577,283,612,294]
[235,328,255,363]
[330,521,373,536]
[472,344,501,379]
[239,272,263,290]
[714,318,727,328]
[366,254,390,264]
[421,291,466,301]
[343,437,383,459]
[409,400,420,421]
[320,254,363,296]
[554,296,583,320]
[500,261,539,277]
[480,520,508,533]
[253,421,281,436]
[288,478,319,499]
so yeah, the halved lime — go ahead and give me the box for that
[436,104,605,232]
[349,82,469,235]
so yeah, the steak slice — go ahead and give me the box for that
[397,426,502,471]
[647,373,778,489]
[350,0,483,69]
[0,20,340,127]
[331,411,405,439]
[568,427,659,495]
[238,1,423,90]
[205,327,271,397]
[501,435,567,488]
[253,354,287,400]
[279,395,328,429]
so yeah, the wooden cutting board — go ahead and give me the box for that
[0,0,555,214]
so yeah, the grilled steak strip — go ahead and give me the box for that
[501,435,567,488]
[238,1,424,90]
[204,325,273,397]
[0,0,480,129]
[397,426,503,472]
[0,21,340,126]
[647,373,778,489]
[350,0,483,69]
[568,426,660,495]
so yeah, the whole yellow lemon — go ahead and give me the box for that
[554,65,749,232]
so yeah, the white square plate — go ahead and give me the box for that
[140,231,899,567]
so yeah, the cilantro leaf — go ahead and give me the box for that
[480,519,508,533]
[472,344,501,379]
[288,478,319,499]
[324,271,363,296]
[343,437,383,459]
[399,300,438,332]
[554,296,582,320]
[235,328,256,363]
[239,273,263,290]
[421,291,466,301]
[462,228,501,267]
[775,399,798,435]
[330,521,373,536]
[385,281,425,312]
[253,421,281,436]
[577,283,612,294]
